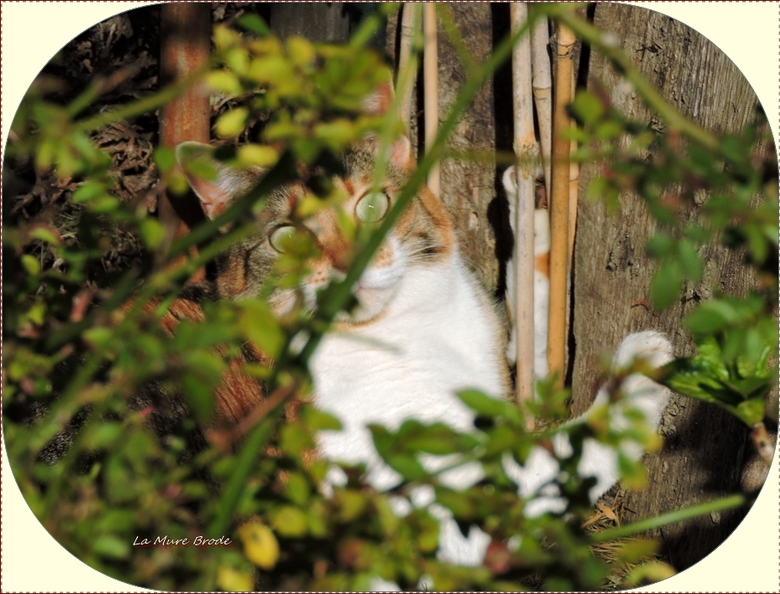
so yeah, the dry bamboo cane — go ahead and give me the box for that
[423,3,440,197]
[531,17,553,201]
[398,3,421,131]
[510,4,537,415]
[547,23,576,387]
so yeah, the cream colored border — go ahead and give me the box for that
[1,2,777,592]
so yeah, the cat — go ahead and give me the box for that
[503,164,551,378]
[175,82,673,578]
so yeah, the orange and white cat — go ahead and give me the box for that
[176,84,673,576]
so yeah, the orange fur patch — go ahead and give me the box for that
[535,252,550,277]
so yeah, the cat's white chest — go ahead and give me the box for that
[309,253,505,489]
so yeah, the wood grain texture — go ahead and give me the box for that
[436,3,501,292]
[569,3,766,570]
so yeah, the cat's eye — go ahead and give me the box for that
[355,191,390,223]
[269,225,297,252]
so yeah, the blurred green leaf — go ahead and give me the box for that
[238,13,272,37]
[215,107,250,139]
[650,260,684,310]
[270,506,308,537]
[92,534,131,560]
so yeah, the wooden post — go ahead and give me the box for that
[159,3,212,240]
[423,3,440,197]
[510,4,536,414]
[547,22,575,387]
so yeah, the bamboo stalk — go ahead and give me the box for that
[510,3,536,415]
[531,16,552,201]
[547,22,576,387]
[397,3,421,131]
[423,3,440,196]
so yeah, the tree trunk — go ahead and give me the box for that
[569,3,767,571]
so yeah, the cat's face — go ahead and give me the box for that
[177,133,454,327]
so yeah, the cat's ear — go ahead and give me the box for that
[362,79,414,170]
[175,141,263,220]
[362,79,395,116]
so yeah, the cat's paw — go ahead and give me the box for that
[614,330,674,370]
[611,330,674,429]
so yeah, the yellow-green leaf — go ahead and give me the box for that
[237,144,278,167]
[217,564,255,591]
[215,107,249,138]
[237,521,279,569]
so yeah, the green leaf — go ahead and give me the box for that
[28,224,62,246]
[152,146,175,174]
[215,107,250,139]
[396,420,479,456]
[286,36,315,68]
[614,538,660,564]
[225,47,250,76]
[571,91,605,125]
[280,423,315,457]
[82,422,123,450]
[20,254,40,276]
[677,240,703,283]
[683,302,734,335]
[139,218,166,250]
[237,13,272,37]
[282,472,310,506]
[92,534,130,560]
[301,407,342,432]
[71,181,106,204]
[237,144,278,168]
[270,505,308,537]
[456,389,523,425]
[238,300,285,357]
[650,260,684,310]
[645,233,675,258]
[435,486,476,520]
[334,489,369,523]
[622,561,676,588]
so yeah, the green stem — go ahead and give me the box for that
[589,492,752,544]
[206,417,276,537]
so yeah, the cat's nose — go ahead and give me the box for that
[320,244,352,273]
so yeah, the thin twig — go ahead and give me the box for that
[590,493,751,544]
